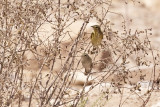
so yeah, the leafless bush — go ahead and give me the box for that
[0,0,158,107]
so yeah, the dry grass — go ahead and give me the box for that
[0,0,160,107]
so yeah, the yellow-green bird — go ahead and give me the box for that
[81,53,92,75]
[91,25,103,47]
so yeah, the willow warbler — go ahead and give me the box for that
[91,25,103,47]
[81,53,92,75]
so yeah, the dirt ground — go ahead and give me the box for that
[9,0,160,107]
[83,0,160,106]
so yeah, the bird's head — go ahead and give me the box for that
[81,53,89,58]
[91,25,101,32]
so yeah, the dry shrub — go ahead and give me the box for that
[0,0,159,107]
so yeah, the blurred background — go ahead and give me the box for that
[0,0,160,107]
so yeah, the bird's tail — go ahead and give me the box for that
[84,69,91,75]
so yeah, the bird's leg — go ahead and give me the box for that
[93,46,97,51]
[91,46,96,54]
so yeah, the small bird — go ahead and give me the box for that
[81,53,92,75]
[91,25,103,47]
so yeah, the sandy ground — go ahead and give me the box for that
[85,1,160,106]
[11,0,160,107]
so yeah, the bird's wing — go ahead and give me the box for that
[91,32,94,39]
[100,32,103,39]
[101,34,103,39]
